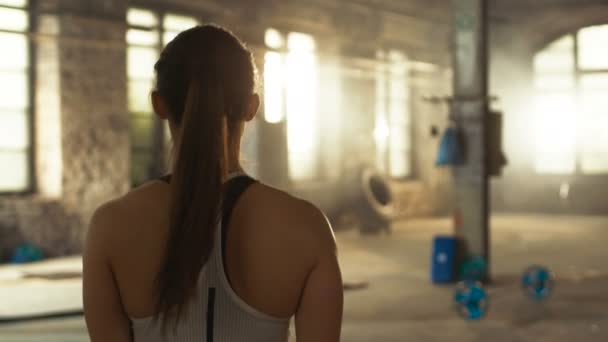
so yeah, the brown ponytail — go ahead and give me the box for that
[152,25,256,330]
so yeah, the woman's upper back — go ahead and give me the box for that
[84,175,342,341]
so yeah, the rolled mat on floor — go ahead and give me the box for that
[0,257,83,323]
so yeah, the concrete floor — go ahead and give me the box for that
[0,214,607,341]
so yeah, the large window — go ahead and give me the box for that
[374,50,411,178]
[127,8,198,185]
[534,25,608,174]
[264,29,320,181]
[0,0,31,192]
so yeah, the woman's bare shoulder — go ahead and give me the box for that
[86,181,170,255]
[247,183,337,255]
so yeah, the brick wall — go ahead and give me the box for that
[58,11,130,221]
[0,0,129,259]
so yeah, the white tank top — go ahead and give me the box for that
[130,174,291,342]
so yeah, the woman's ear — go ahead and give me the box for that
[244,93,260,122]
[152,91,170,120]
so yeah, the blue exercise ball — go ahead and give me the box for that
[454,280,489,320]
[521,265,554,300]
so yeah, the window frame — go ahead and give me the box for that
[534,26,608,176]
[574,27,608,175]
[0,0,36,195]
[375,48,414,181]
[263,27,323,182]
[126,6,200,186]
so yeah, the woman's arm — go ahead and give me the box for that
[83,205,133,342]
[295,207,343,342]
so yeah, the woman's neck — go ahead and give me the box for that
[225,136,243,175]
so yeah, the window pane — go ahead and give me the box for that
[163,31,179,46]
[534,36,575,73]
[389,124,411,178]
[389,76,408,100]
[388,51,410,177]
[545,35,574,50]
[388,50,407,64]
[263,51,284,123]
[580,74,608,114]
[128,79,153,113]
[0,7,28,31]
[390,126,411,150]
[163,14,198,32]
[581,149,608,174]
[127,8,158,28]
[287,32,315,52]
[535,30,608,174]
[578,25,608,70]
[130,115,154,149]
[534,53,575,73]
[580,114,608,174]
[265,28,284,49]
[534,35,578,174]
[127,46,157,79]
[0,71,29,109]
[533,92,577,174]
[127,28,159,47]
[390,147,410,177]
[580,74,608,174]
[580,73,608,90]
[374,58,388,173]
[286,34,318,180]
[534,74,575,90]
[0,111,28,148]
[0,0,27,7]
[389,82,408,123]
[0,151,28,192]
[0,32,27,70]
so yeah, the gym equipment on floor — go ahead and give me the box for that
[453,280,489,320]
[521,265,554,300]
[431,235,457,283]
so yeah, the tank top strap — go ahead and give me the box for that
[158,170,257,278]
[221,174,258,278]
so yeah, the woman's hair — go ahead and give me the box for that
[153,25,256,329]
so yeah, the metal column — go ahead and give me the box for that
[450,0,491,281]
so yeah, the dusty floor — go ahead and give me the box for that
[0,214,606,341]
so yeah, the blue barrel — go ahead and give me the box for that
[431,236,457,283]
